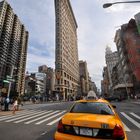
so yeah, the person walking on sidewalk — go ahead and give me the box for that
[4,97,10,111]
[12,98,18,114]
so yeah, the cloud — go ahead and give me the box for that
[26,53,54,72]
[6,0,140,89]
[7,0,55,71]
[70,0,140,89]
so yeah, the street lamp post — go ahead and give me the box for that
[7,66,17,98]
[103,1,140,8]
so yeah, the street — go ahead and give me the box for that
[0,101,140,140]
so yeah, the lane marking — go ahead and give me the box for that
[36,111,66,125]
[24,110,59,124]
[14,110,52,123]
[122,122,131,132]
[121,112,140,128]
[47,115,64,125]
[130,112,140,120]
[24,103,62,109]
[0,110,37,121]
[0,110,29,119]
[5,110,48,122]
[40,131,47,136]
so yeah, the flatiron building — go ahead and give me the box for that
[54,0,79,100]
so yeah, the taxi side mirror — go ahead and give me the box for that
[112,105,116,109]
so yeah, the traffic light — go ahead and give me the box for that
[0,80,3,87]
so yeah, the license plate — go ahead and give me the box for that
[80,128,92,136]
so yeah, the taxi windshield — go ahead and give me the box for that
[70,102,114,115]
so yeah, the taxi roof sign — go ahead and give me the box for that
[87,90,98,100]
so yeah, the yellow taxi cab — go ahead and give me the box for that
[54,98,127,140]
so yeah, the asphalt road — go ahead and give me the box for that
[0,101,140,140]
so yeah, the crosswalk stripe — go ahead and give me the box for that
[0,110,29,119]
[24,105,45,109]
[121,112,140,128]
[14,110,53,123]
[130,112,140,120]
[122,122,131,132]
[35,111,66,125]
[24,110,60,124]
[5,110,48,122]
[23,103,62,109]
[47,115,64,125]
[0,110,37,121]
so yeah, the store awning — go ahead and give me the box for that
[113,83,133,90]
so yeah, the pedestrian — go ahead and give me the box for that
[12,98,18,114]
[4,97,10,111]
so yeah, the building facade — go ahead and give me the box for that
[79,60,89,96]
[0,0,28,96]
[38,65,48,73]
[114,27,133,98]
[115,19,140,95]
[89,81,98,94]
[105,47,119,93]
[101,66,109,97]
[31,73,46,95]
[54,0,79,100]
[38,65,55,99]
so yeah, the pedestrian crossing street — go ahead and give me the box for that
[0,109,140,132]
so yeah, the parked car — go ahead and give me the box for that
[104,95,122,102]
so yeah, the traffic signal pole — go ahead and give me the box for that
[7,66,14,98]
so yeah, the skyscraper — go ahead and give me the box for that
[54,0,79,100]
[0,0,28,96]
[38,65,55,96]
[79,60,89,96]
[105,47,118,91]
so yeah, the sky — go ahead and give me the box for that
[6,0,140,89]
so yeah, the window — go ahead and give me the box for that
[136,48,140,54]
[70,102,114,115]
[57,79,60,85]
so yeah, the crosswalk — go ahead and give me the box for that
[22,102,63,110]
[120,112,140,130]
[0,110,140,132]
[0,109,66,126]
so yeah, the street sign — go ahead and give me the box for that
[6,75,12,79]
[3,80,10,83]
[8,79,15,82]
